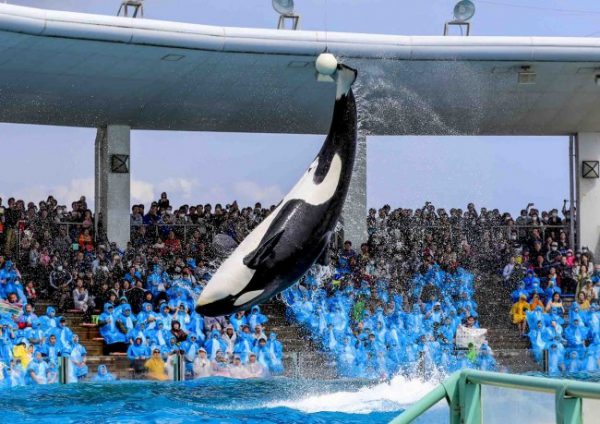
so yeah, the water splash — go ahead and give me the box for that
[265,374,440,414]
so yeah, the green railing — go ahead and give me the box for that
[389,370,600,424]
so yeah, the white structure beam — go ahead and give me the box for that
[577,133,600,259]
[94,125,131,249]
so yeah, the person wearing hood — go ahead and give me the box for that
[0,320,15,364]
[19,303,38,327]
[25,351,47,385]
[566,350,581,373]
[127,336,150,372]
[39,306,57,333]
[565,318,588,349]
[127,322,147,345]
[221,325,237,356]
[69,334,88,382]
[266,333,283,374]
[193,347,211,378]
[204,329,225,361]
[24,319,44,346]
[476,343,496,371]
[98,303,127,345]
[247,306,268,332]
[145,347,168,381]
[545,278,562,301]
[116,304,136,335]
[229,311,247,333]
[189,311,205,340]
[49,317,74,353]
[181,333,200,374]
[510,295,530,336]
[233,330,254,363]
[37,334,62,365]
[93,364,116,382]
[136,302,157,330]
[158,303,173,330]
[547,342,565,376]
[147,320,169,348]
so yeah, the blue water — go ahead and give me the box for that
[0,377,434,424]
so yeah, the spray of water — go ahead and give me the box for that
[265,374,441,414]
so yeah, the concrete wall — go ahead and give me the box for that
[577,133,600,259]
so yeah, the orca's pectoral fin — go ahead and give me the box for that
[243,230,285,269]
[316,232,332,266]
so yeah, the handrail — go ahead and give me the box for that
[389,370,600,424]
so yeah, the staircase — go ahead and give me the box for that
[474,274,542,373]
[260,301,337,379]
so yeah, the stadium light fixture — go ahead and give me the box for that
[117,0,144,18]
[444,0,475,36]
[273,0,300,30]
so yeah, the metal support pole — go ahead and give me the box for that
[575,134,581,251]
[543,349,549,373]
[556,387,583,424]
[58,356,69,384]
[461,379,482,424]
[173,352,185,381]
[569,135,576,249]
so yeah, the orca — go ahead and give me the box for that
[196,64,358,317]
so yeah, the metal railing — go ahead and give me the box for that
[389,369,600,424]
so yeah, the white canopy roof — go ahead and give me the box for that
[1,3,600,135]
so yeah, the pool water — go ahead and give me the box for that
[0,374,444,424]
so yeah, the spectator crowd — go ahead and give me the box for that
[0,192,593,381]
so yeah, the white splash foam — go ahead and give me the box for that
[266,375,440,414]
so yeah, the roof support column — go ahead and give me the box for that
[577,133,600,260]
[94,125,131,249]
[341,132,368,248]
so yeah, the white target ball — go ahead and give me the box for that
[315,53,338,75]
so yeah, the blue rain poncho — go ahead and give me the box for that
[147,265,170,296]
[158,304,173,329]
[39,306,57,334]
[49,319,74,353]
[69,335,88,381]
[565,320,588,348]
[127,337,150,361]
[25,354,48,385]
[24,319,44,346]
[147,321,169,347]
[266,333,283,373]
[229,312,247,333]
[98,303,126,344]
[566,350,581,373]
[247,306,268,331]
[37,337,62,365]
[136,303,157,329]
[476,344,497,371]
[117,304,136,333]
[233,333,255,363]
[547,343,565,376]
[127,323,147,345]
[204,330,226,360]
[544,279,562,300]
[93,364,116,382]
[189,312,206,337]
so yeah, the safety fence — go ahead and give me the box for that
[389,369,600,424]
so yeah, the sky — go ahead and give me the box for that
[2,0,598,214]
